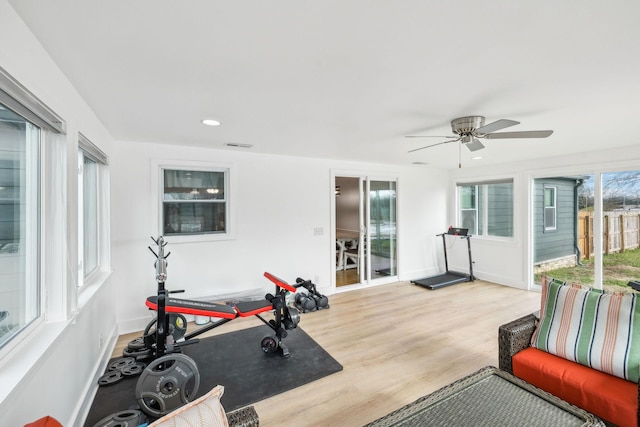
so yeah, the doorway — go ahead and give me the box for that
[334,176,397,287]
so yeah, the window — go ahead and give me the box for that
[544,186,557,231]
[78,133,108,284]
[457,180,513,237]
[0,104,40,350]
[0,66,64,350]
[161,168,228,236]
[459,185,479,234]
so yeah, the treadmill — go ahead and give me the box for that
[412,227,474,290]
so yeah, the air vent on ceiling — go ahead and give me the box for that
[224,143,253,149]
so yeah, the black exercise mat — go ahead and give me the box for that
[85,326,342,426]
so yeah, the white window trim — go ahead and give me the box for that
[151,159,236,243]
[543,186,557,231]
[77,134,110,291]
[459,185,479,236]
[455,177,516,242]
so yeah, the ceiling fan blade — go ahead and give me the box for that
[465,138,485,152]
[408,138,459,153]
[484,130,553,139]
[476,119,520,135]
[404,135,456,139]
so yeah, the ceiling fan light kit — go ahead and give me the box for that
[406,115,554,167]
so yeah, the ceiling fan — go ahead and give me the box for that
[406,116,553,157]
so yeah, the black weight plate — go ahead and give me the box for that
[123,347,152,360]
[108,357,135,371]
[144,313,188,341]
[127,337,146,351]
[98,370,123,386]
[135,353,200,418]
[121,362,146,377]
[171,313,188,339]
[261,336,278,354]
[92,409,146,427]
[113,409,146,423]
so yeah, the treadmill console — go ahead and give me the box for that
[447,227,468,236]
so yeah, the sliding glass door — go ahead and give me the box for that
[532,170,640,292]
[335,175,397,287]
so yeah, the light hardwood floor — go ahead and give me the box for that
[112,280,540,426]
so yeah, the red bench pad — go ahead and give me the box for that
[234,300,273,317]
[263,271,297,292]
[513,347,638,427]
[145,296,238,319]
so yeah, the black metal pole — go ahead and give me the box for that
[441,233,449,273]
[466,235,474,281]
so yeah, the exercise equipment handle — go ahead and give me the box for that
[295,278,313,289]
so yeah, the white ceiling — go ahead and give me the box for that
[8,1,640,169]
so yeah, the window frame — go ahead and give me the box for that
[0,65,66,355]
[152,159,236,243]
[77,133,109,287]
[543,186,557,231]
[459,185,479,235]
[456,179,515,239]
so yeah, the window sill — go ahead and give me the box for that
[470,235,518,246]
[78,269,113,308]
[160,232,236,244]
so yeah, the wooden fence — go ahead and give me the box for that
[579,211,640,259]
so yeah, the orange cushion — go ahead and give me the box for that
[24,416,63,427]
[513,347,638,427]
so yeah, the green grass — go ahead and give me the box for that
[536,248,640,291]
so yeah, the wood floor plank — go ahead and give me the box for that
[111,280,540,426]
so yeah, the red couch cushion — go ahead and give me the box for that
[513,347,638,427]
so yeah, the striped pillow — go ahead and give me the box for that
[531,277,640,382]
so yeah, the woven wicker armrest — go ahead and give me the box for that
[498,314,537,374]
[227,405,259,427]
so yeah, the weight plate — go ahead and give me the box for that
[93,409,146,427]
[127,337,146,351]
[144,313,188,341]
[121,362,147,377]
[113,409,146,423]
[98,370,123,386]
[123,347,153,360]
[261,336,278,354]
[171,314,187,339]
[108,357,135,371]
[135,353,200,418]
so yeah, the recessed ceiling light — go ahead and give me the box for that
[202,119,221,127]
[472,156,483,160]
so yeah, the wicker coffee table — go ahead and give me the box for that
[364,366,604,426]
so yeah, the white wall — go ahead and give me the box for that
[448,144,640,290]
[111,141,450,333]
[0,1,117,425]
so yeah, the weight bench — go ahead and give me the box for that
[144,296,273,320]
[143,271,301,356]
[106,237,310,419]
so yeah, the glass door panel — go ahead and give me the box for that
[368,180,397,279]
[601,170,640,291]
[532,176,594,287]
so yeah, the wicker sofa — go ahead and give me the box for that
[499,313,639,427]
